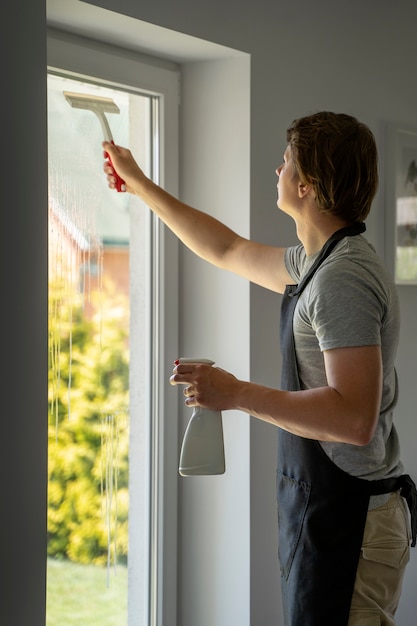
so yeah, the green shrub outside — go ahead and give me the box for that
[48,281,129,567]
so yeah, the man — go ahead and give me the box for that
[103,111,416,625]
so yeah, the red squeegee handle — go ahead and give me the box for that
[105,141,126,193]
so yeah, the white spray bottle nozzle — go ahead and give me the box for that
[176,357,215,365]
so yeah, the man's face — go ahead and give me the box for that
[276,146,300,214]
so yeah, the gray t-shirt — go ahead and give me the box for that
[284,233,403,506]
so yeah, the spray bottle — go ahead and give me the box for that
[177,358,226,476]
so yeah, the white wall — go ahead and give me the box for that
[4,0,417,624]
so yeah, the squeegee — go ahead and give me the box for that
[63,91,126,192]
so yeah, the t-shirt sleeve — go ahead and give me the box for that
[284,244,305,282]
[306,261,384,351]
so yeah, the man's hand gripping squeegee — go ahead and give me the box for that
[63,91,126,192]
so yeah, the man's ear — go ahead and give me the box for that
[298,181,312,198]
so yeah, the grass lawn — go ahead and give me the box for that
[46,558,127,626]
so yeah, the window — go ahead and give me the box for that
[47,29,179,626]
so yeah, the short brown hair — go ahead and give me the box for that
[286,111,378,222]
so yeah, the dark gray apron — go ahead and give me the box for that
[278,222,416,626]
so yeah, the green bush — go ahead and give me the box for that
[48,283,129,566]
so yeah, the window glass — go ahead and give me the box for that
[47,72,154,626]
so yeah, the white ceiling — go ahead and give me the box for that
[47,0,242,63]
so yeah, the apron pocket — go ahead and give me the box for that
[277,470,311,580]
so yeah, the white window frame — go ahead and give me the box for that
[47,27,180,626]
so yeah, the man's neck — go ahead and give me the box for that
[295,212,352,256]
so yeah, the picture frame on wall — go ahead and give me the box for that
[385,123,417,285]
